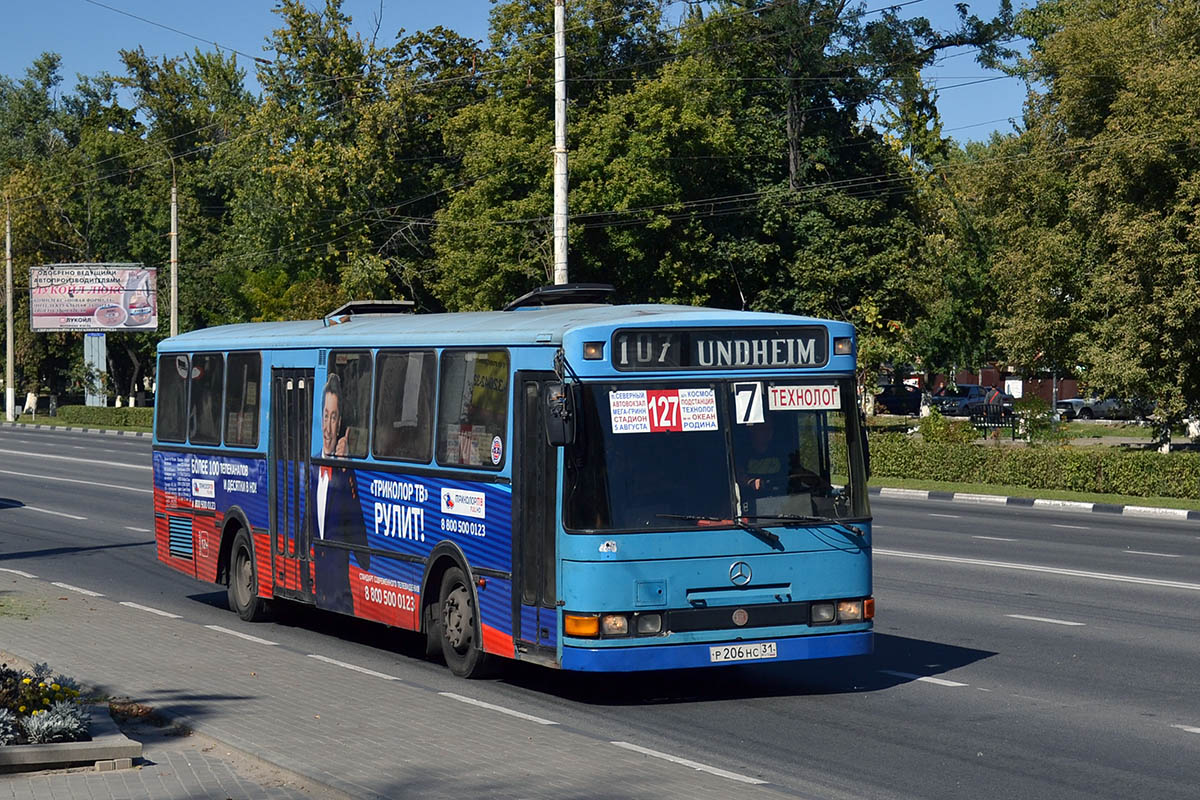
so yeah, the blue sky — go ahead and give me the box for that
[5,0,1029,143]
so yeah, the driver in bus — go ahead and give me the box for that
[311,374,369,610]
[736,415,824,516]
[739,417,789,495]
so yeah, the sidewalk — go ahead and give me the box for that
[0,574,792,799]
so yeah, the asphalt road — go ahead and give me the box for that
[1,425,1198,799]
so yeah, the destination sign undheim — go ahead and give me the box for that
[612,327,829,371]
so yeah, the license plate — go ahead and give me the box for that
[709,641,778,663]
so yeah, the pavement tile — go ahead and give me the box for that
[0,577,788,799]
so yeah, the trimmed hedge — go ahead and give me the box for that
[870,434,1200,500]
[49,405,153,428]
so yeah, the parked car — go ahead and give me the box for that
[1055,397,1152,420]
[874,384,922,415]
[931,384,1013,417]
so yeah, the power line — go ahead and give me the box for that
[81,0,273,65]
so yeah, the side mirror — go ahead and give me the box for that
[544,382,576,447]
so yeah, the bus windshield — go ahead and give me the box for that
[564,378,868,531]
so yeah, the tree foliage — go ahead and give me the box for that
[2,0,1195,434]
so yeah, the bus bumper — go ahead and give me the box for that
[559,630,872,672]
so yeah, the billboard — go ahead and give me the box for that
[29,263,158,332]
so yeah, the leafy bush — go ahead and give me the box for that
[1014,396,1070,447]
[917,408,979,444]
[869,434,1200,499]
[0,708,20,746]
[22,702,90,744]
[47,405,153,428]
[0,662,89,745]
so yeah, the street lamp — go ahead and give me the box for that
[108,126,177,337]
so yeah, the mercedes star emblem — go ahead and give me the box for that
[729,561,752,586]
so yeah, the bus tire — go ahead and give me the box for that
[438,566,492,678]
[227,528,270,622]
[423,603,444,661]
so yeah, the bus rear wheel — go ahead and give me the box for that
[438,566,492,678]
[227,528,270,622]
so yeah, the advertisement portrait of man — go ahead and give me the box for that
[310,373,369,610]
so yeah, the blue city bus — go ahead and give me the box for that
[152,286,873,677]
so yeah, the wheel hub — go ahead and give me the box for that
[442,586,472,651]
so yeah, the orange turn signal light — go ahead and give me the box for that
[564,613,600,638]
[864,597,875,620]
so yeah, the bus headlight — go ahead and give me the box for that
[601,614,629,636]
[635,613,662,634]
[811,602,836,623]
[837,600,863,621]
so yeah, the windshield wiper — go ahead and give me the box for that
[737,514,865,538]
[656,514,782,548]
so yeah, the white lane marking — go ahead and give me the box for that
[1171,724,1200,734]
[1124,550,1181,559]
[929,513,961,519]
[0,468,152,494]
[610,741,767,785]
[51,582,104,597]
[438,692,558,726]
[0,568,37,578]
[878,670,968,687]
[1051,523,1091,530]
[1006,614,1086,627]
[0,448,149,471]
[120,601,181,619]
[124,526,152,533]
[307,654,401,681]
[972,535,1016,542]
[24,505,87,520]
[204,625,278,646]
[875,548,1200,592]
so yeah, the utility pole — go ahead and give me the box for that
[552,0,568,285]
[5,199,13,422]
[169,159,178,337]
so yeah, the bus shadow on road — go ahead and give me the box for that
[498,634,996,705]
[185,591,433,659]
[182,593,994,704]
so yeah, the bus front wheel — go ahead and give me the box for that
[438,566,492,678]
[227,528,270,622]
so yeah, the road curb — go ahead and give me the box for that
[870,486,1200,522]
[0,421,150,438]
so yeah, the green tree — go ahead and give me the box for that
[990,0,1200,445]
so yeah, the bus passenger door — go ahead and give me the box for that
[269,368,316,602]
[514,374,559,656]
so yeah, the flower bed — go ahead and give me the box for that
[0,662,91,746]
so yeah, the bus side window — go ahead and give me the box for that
[155,353,188,443]
[436,350,510,469]
[224,352,262,448]
[373,350,436,462]
[188,353,224,446]
[327,350,372,459]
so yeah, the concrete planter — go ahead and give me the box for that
[0,705,142,773]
